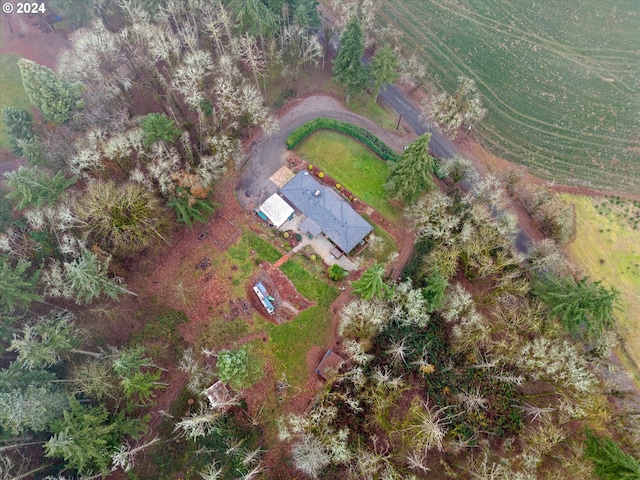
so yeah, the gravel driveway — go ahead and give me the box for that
[235,95,410,212]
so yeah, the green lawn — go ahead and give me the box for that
[296,130,399,222]
[266,259,339,386]
[563,194,640,382]
[226,230,283,296]
[377,1,640,194]
[0,54,31,149]
[346,90,398,131]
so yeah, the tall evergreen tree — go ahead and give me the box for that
[4,166,76,210]
[332,17,368,102]
[0,257,41,314]
[352,263,389,300]
[45,397,142,476]
[0,384,68,435]
[385,133,437,204]
[231,0,278,43]
[17,59,85,124]
[1,107,35,156]
[533,275,620,338]
[371,44,398,102]
[140,113,181,146]
[293,0,321,29]
[584,428,640,480]
[9,310,102,369]
[63,251,133,304]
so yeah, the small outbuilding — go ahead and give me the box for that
[256,193,295,228]
[315,349,346,381]
[205,380,232,410]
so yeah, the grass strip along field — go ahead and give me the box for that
[376,0,640,194]
[0,54,31,148]
[563,194,640,380]
[295,130,399,222]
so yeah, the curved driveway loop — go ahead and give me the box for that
[236,93,533,253]
[236,96,408,212]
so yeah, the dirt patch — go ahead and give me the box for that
[0,10,72,69]
[205,209,243,250]
[249,262,314,323]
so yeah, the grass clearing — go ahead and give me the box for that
[296,130,399,222]
[347,90,398,131]
[266,259,338,386]
[0,54,31,149]
[226,229,283,296]
[377,1,640,194]
[563,194,640,377]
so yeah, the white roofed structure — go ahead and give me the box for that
[258,193,295,228]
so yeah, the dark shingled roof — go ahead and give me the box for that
[315,349,345,380]
[281,171,373,253]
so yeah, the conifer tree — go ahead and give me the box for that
[371,44,398,102]
[63,250,133,304]
[385,133,437,204]
[332,17,368,102]
[1,107,35,156]
[45,397,141,476]
[17,59,85,124]
[4,166,76,210]
[0,256,41,314]
[352,264,389,300]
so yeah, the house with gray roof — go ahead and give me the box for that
[280,171,373,254]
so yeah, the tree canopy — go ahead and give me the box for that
[584,428,640,480]
[332,17,368,102]
[426,76,486,138]
[18,59,85,124]
[352,263,389,300]
[371,44,399,102]
[75,181,168,258]
[0,257,41,314]
[140,113,181,146]
[45,397,141,475]
[4,166,76,210]
[533,275,620,338]
[385,133,437,203]
[2,107,36,156]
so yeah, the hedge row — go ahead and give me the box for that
[286,117,400,162]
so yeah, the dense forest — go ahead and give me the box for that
[1,0,638,479]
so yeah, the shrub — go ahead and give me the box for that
[286,117,400,162]
[216,345,262,390]
[328,264,348,281]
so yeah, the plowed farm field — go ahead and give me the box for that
[376,0,640,194]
